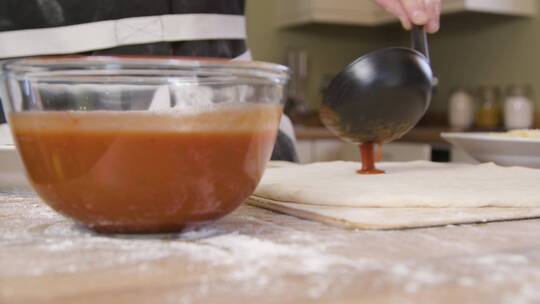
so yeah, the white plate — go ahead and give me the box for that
[0,124,14,146]
[442,132,540,168]
[0,123,29,186]
[0,144,29,187]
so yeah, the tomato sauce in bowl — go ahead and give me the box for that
[11,104,281,233]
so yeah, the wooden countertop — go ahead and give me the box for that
[295,125,451,145]
[2,188,540,303]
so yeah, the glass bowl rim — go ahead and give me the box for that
[2,55,290,84]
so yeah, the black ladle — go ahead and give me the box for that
[321,25,435,146]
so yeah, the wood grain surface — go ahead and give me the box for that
[1,188,540,303]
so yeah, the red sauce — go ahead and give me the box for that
[357,142,385,175]
[11,105,281,233]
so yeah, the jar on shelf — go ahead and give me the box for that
[448,87,475,130]
[475,86,502,130]
[503,84,534,130]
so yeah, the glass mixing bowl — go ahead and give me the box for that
[1,56,288,233]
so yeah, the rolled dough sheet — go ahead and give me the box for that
[255,161,540,208]
[248,161,540,229]
[248,196,540,230]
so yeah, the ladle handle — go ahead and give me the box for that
[411,25,430,63]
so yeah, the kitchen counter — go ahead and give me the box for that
[2,188,540,303]
[295,125,451,146]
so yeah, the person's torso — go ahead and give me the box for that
[0,0,248,59]
[0,0,298,161]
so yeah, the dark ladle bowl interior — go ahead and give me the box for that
[321,26,435,144]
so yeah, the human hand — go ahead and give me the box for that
[374,0,441,33]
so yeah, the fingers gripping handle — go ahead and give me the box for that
[411,25,430,63]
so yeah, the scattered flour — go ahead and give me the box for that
[2,188,540,302]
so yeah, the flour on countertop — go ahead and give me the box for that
[2,188,540,302]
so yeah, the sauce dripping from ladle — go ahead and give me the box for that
[357,142,385,175]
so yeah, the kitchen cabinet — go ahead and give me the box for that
[297,138,432,163]
[277,0,537,28]
[450,146,479,164]
[294,125,487,164]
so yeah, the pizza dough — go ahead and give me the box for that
[254,161,540,208]
[248,196,540,229]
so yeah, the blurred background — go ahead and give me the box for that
[245,0,539,164]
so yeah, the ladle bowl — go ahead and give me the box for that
[321,26,435,145]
